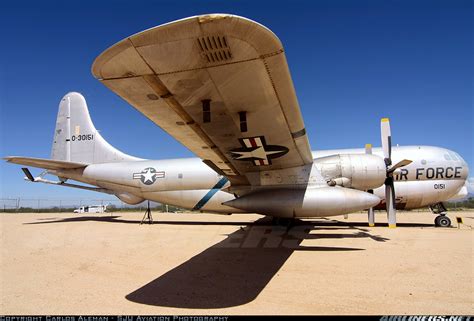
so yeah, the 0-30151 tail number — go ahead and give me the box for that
[71,134,94,141]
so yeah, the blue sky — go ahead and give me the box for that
[0,0,472,200]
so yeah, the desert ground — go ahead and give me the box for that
[0,210,472,315]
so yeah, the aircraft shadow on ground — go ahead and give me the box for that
[22,214,433,308]
[125,218,388,309]
[22,214,435,229]
[23,215,254,226]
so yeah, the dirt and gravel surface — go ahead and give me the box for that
[0,210,472,315]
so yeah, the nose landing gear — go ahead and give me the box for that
[430,202,451,227]
[434,215,451,228]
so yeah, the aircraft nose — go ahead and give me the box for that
[445,148,469,178]
[461,156,469,178]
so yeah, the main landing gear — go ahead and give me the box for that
[429,202,451,228]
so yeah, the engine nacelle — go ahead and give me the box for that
[115,192,145,205]
[224,187,381,218]
[314,154,386,190]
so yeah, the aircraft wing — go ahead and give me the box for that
[3,156,87,170]
[92,14,312,184]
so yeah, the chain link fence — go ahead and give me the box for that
[0,198,182,213]
[2,196,472,213]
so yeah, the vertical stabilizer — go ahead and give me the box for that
[51,92,141,164]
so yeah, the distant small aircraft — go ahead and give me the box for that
[73,204,107,214]
[4,14,469,227]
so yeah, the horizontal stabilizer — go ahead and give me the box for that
[3,156,87,170]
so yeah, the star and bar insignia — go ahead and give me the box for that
[132,167,165,185]
[230,136,289,166]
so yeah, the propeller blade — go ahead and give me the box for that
[381,118,392,165]
[385,177,396,228]
[387,159,413,174]
[365,143,372,155]
[367,189,375,226]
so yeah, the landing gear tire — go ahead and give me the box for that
[434,215,451,228]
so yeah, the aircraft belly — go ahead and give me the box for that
[142,190,242,214]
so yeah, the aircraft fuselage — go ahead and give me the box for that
[50,145,469,216]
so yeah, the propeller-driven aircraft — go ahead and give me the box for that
[4,14,469,227]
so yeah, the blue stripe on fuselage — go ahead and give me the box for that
[192,177,229,211]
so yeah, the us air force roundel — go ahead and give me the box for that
[132,167,165,185]
[230,136,289,166]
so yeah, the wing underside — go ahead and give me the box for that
[92,14,313,185]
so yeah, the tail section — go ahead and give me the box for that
[51,92,140,164]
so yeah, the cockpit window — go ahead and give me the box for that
[448,152,459,161]
[444,154,451,161]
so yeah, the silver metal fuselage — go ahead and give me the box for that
[51,145,469,216]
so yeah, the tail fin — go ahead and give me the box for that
[51,92,140,164]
